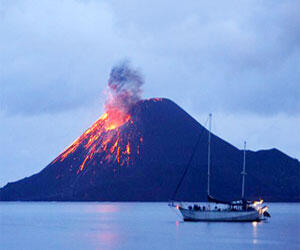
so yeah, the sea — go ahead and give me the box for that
[0,202,299,250]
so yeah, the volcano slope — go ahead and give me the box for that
[0,98,299,201]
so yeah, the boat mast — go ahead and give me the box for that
[207,113,212,197]
[241,141,247,199]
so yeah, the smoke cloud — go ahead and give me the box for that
[105,62,144,115]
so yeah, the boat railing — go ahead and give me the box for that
[174,201,262,212]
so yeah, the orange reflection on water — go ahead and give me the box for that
[96,204,120,213]
[88,204,122,249]
[84,204,121,214]
[90,230,122,250]
[97,232,119,245]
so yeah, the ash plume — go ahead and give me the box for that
[105,62,144,115]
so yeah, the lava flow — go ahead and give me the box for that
[52,62,144,174]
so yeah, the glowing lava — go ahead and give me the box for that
[53,109,143,174]
[102,110,131,131]
[53,62,147,174]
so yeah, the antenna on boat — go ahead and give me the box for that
[241,141,247,199]
[207,113,212,197]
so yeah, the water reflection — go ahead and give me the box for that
[94,231,120,247]
[252,221,258,244]
[84,204,123,249]
[94,204,121,213]
[84,203,121,213]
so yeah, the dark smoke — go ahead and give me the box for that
[105,62,144,114]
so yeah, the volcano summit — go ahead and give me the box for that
[0,64,299,201]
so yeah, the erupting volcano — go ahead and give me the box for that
[52,63,145,174]
[0,63,299,201]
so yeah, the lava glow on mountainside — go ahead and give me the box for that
[52,63,150,174]
[54,110,139,173]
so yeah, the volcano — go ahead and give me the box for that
[0,98,299,201]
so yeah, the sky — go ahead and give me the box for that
[0,0,299,187]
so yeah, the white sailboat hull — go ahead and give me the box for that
[179,207,262,222]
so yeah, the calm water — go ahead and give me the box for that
[0,202,299,250]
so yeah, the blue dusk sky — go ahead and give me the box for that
[0,0,299,186]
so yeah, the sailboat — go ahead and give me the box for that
[169,114,270,222]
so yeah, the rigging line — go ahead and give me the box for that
[171,122,207,201]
